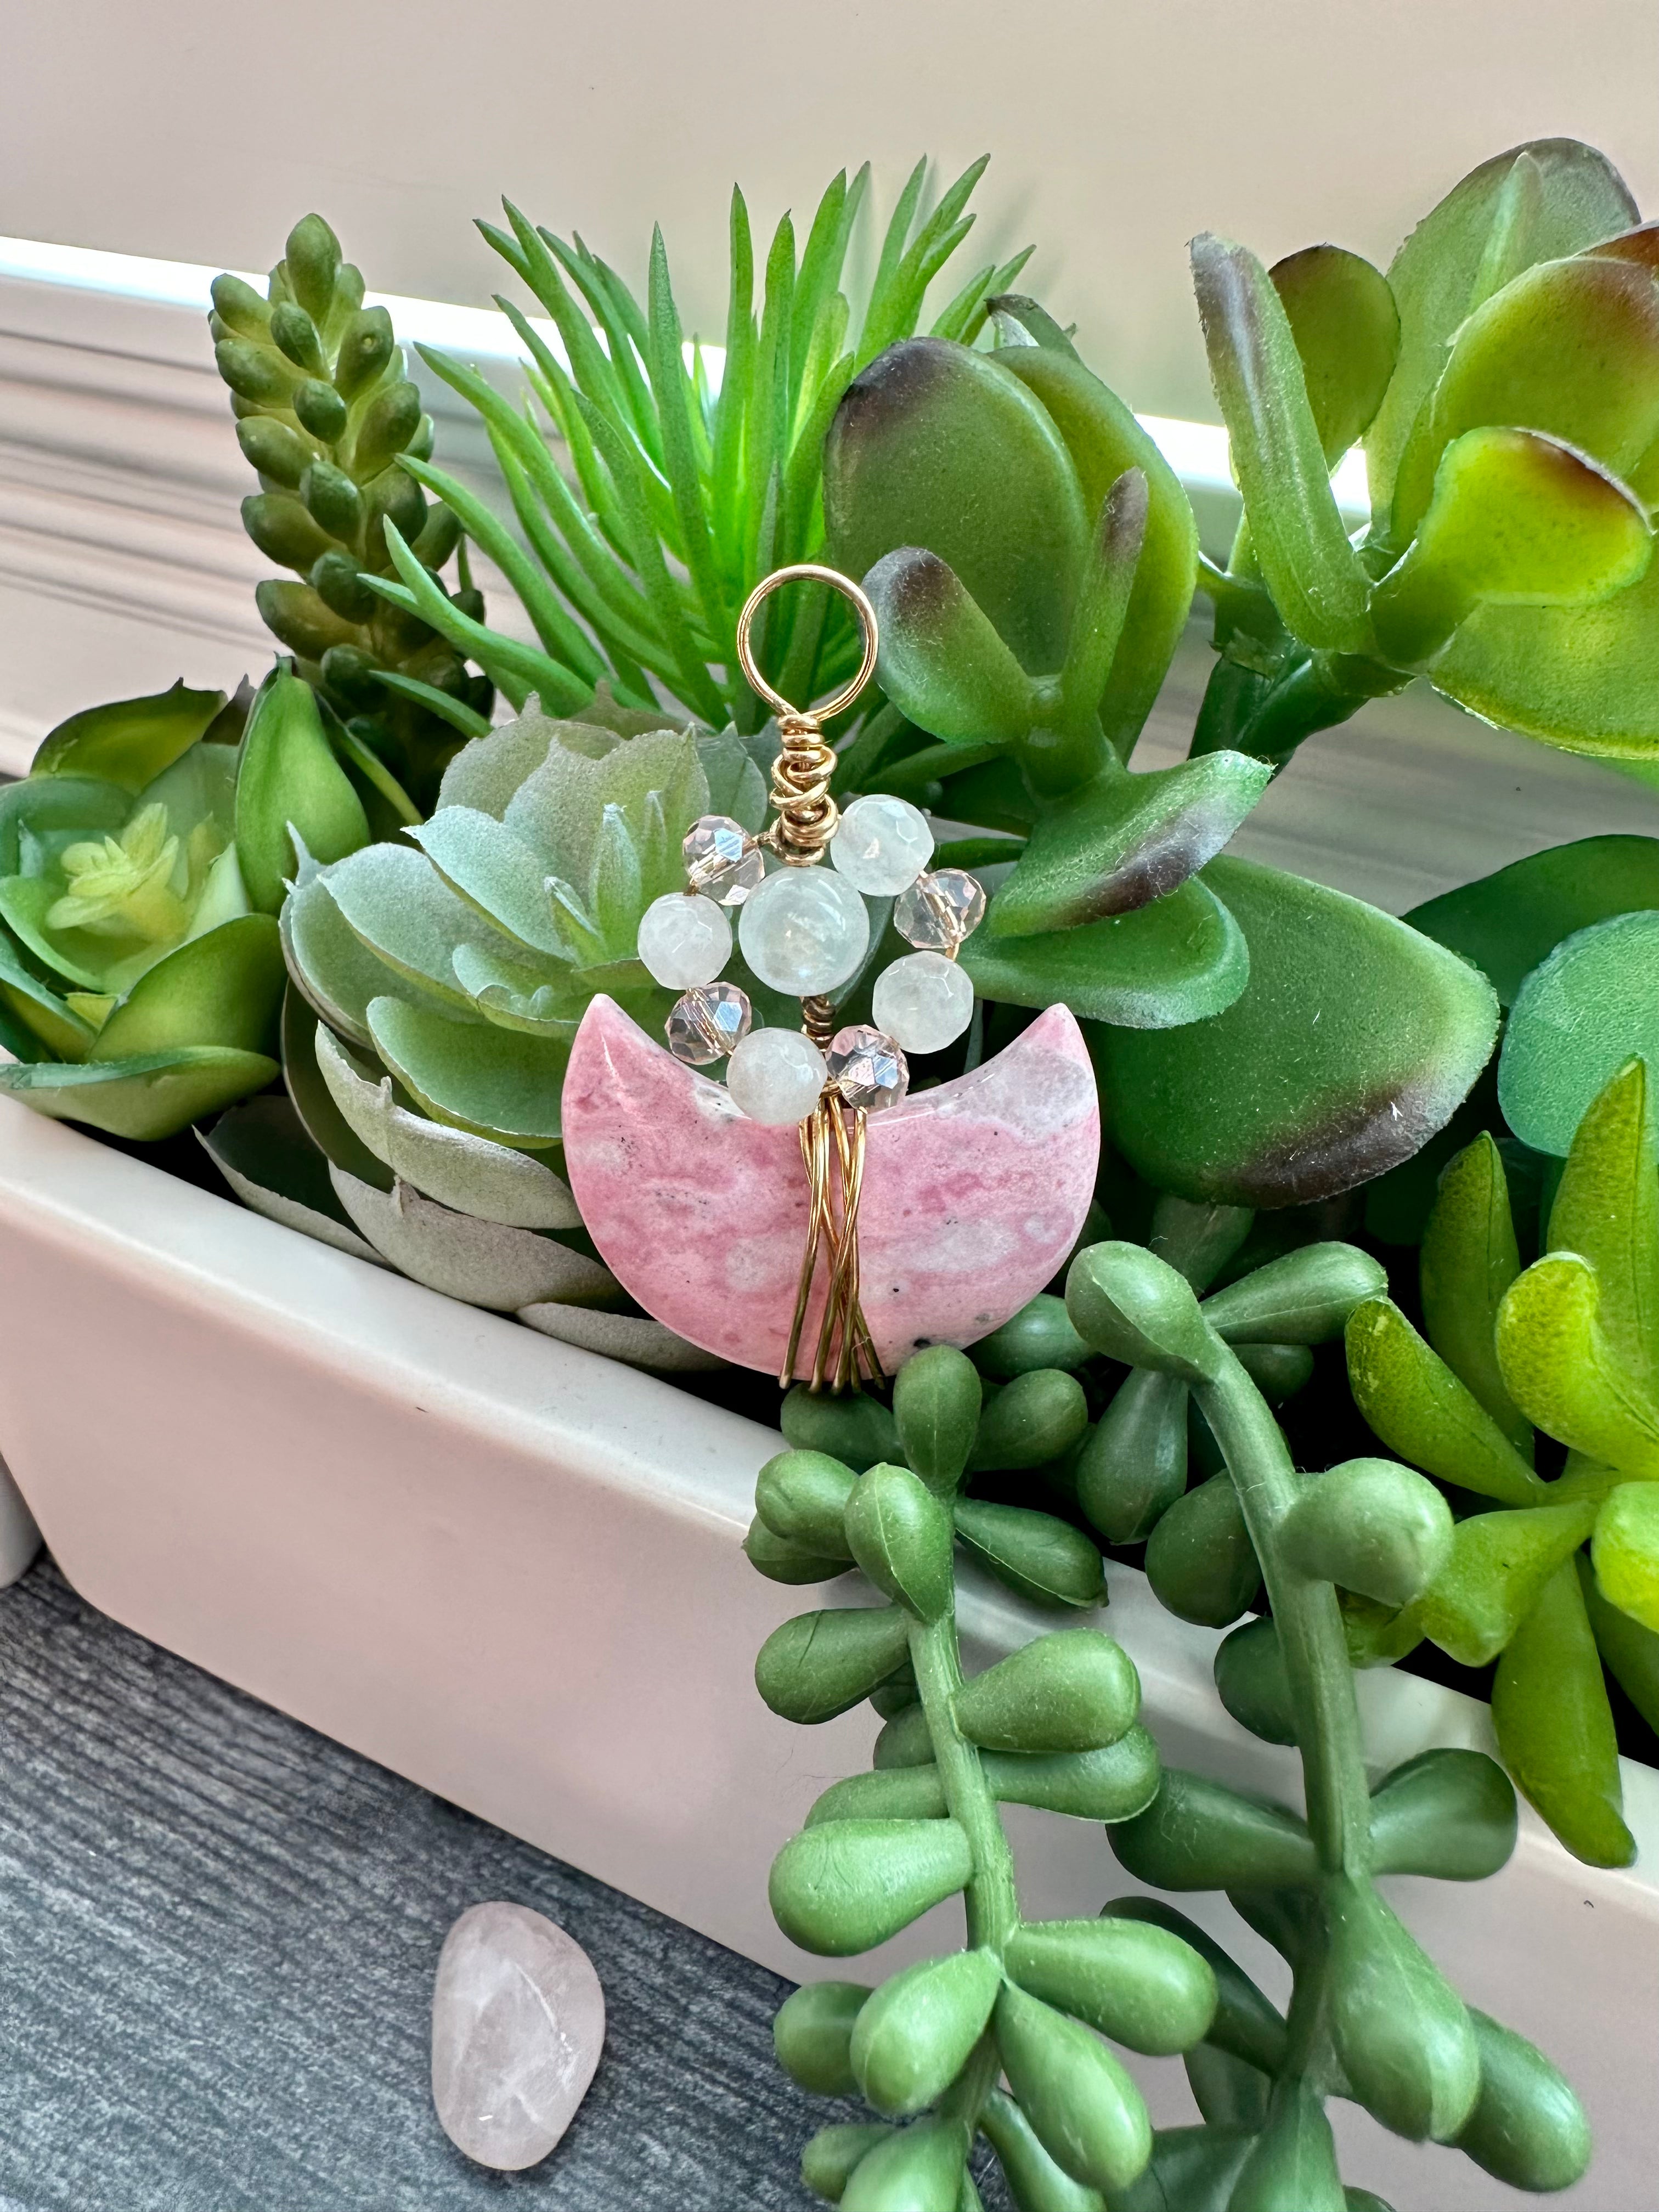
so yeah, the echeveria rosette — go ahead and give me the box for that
[823,328,1500,1207]
[1347,1061,1659,1869]
[747,1344,1226,2209]
[258,702,771,1368]
[211,213,491,817]
[1194,139,1659,768]
[0,668,369,1142]
[1060,1238,1592,2200]
[405,159,1029,735]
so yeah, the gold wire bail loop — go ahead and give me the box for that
[735,564,880,866]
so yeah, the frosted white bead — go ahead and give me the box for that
[726,1026,827,1124]
[636,893,731,989]
[831,794,935,896]
[872,950,975,1054]
[737,866,870,996]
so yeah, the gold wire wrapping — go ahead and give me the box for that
[736,563,883,1395]
[780,1097,883,1394]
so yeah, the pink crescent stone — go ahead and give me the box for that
[561,996,1101,1375]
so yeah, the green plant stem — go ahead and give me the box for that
[1194,1347,1373,1877]
[909,1604,1020,2128]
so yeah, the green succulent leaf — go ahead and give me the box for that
[1415,1499,1600,1666]
[1093,857,1499,1208]
[998,347,1198,757]
[234,665,371,915]
[1324,1876,1479,2142]
[1498,1251,1659,1473]
[366,993,567,1146]
[1418,1135,1531,1450]
[1591,1480,1659,1631]
[87,914,285,1063]
[1269,245,1400,466]
[1346,1297,1543,1505]
[0,1046,280,1141]
[985,755,1271,940]
[30,681,227,794]
[1189,235,1372,654]
[826,337,1091,675]
[964,875,1248,1029]
[863,548,1041,746]
[1499,914,1659,1155]
[993,1982,1152,2195]
[951,1500,1104,1610]
[1003,1917,1216,2058]
[768,1819,973,1956]
[1367,139,1638,518]
[1492,1559,1634,1866]
[200,1092,379,1260]
[1406,833,1659,1007]
[1452,2008,1592,2192]
[1545,1057,1659,1392]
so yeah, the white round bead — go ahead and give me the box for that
[830,794,935,896]
[726,1026,827,1124]
[737,866,870,996]
[871,950,975,1054]
[636,893,731,989]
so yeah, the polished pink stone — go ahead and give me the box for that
[562,996,1100,1375]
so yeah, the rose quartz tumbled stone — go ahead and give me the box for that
[562,996,1101,1375]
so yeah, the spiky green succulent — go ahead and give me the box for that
[0,669,369,1140]
[1193,138,1659,768]
[211,214,492,817]
[390,157,1029,733]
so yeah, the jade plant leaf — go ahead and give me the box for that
[864,548,1041,746]
[984,754,1272,938]
[1270,245,1400,466]
[1498,913,1659,1153]
[30,681,227,794]
[996,346,1198,754]
[1093,856,1500,1206]
[961,876,1246,1028]
[1406,834,1659,1006]
[1370,427,1652,670]
[1189,235,1372,654]
[1366,139,1638,521]
[825,337,1091,675]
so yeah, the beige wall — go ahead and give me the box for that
[7,0,1658,419]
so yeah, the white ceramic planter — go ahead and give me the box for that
[0,1094,1652,2209]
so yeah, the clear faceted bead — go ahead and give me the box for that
[665,981,753,1065]
[893,867,987,953]
[636,891,732,989]
[738,865,870,996]
[872,950,975,1054]
[830,793,934,896]
[827,1024,910,1113]
[682,814,764,905]
[726,1026,828,1125]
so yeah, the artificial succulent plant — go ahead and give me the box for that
[1192,138,1659,769]
[0,668,368,1139]
[211,214,491,817]
[397,159,1027,735]
[747,1344,1225,2209]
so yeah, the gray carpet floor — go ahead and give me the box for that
[0,1557,998,2212]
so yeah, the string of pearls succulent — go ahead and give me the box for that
[633,793,986,1126]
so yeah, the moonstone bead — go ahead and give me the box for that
[726,1026,827,1124]
[830,793,934,896]
[873,950,976,1053]
[737,866,870,996]
[636,892,731,989]
[431,1901,605,2172]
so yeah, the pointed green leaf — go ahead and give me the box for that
[1094,857,1499,1206]
[1346,1297,1544,1504]
[235,667,370,915]
[755,1605,910,1724]
[1416,1499,1599,1664]
[1407,833,1659,1007]
[0,1046,279,1141]
[1498,1251,1659,1472]
[842,2118,970,2212]
[1591,1481,1659,1631]
[1419,1135,1531,1449]
[1271,245,1400,465]
[825,337,1091,676]
[1190,235,1371,653]
[987,755,1271,939]
[1547,1057,1659,1391]
[952,1500,1103,1610]
[31,680,226,793]
[964,876,1246,1029]
[1492,1559,1634,1866]
[89,914,284,1062]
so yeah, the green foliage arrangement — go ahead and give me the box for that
[0,668,368,1139]
[746,1345,1226,2209]
[1192,139,1659,769]
[211,215,492,817]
